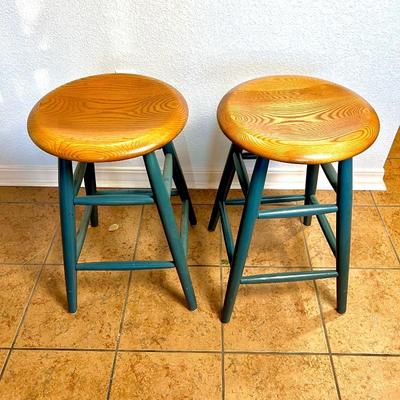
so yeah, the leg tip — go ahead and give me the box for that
[336,306,347,314]
[303,217,312,226]
[67,301,77,314]
[207,222,217,232]
[221,312,231,324]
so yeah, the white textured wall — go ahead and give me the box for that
[1,0,399,187]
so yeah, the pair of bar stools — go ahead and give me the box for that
[28,73,379,322]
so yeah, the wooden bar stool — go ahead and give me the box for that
[28,73,197,313]
[208,75,379,323]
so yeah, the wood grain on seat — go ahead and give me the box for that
[217,75,379,164]
[28,74,188,162]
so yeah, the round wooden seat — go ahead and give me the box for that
[28,74,188,162]
[217,75,379,164]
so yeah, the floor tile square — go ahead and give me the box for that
[304,207,398,268]
[227,189,303,202]
[379,206,400,258]
[0,186,59,203]
[110,352,222,399]
[388,128,400,158]
[120,267,221,351]
[16,265,129,349]
[172,189,217,205]
[47,205,142,264]
[334,355,400,400]
[223,268,327,352]
[317,269,400,353]
[224,354,337,400]
[0,350,8,371]
[316,190,374,205]
[0,265,40,347]
[0,203,58,264]
[226,206,309,267]
[373,159,400,205]
[0,350,113,399]
[135,205,220,266]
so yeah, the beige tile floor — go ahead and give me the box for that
[1,135,400,398]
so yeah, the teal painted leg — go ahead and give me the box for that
[304,165,319,226]
[336,158,353,314]
[163,142,197,225]
[232,148,249,196]
[208,144,236,231]
[221,157,269,323]
[144,151,197,311]
[58,158,77,313]
[84,162,98,227]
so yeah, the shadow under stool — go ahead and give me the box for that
[27,73,197,313]
[208,75,380,323]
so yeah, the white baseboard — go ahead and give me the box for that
[0,164,386,190]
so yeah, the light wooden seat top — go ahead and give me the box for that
[28,74,188,162]
[217,75,379,164]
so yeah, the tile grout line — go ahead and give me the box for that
[0,228,58,381]
[313,281,342,400]
[370,204,400,208]
[105,271,133,400]
[222,350,400,356]
[105,205,144,400]
[301,221,342,400]
[6,347,400,356]
[0,201,59,205]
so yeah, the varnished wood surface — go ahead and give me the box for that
[28,74,188,162]
[217,75,380,164]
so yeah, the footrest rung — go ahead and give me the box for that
[240,270,338,284]
[242,152,257,159]
[74,194,154,206]
[95,188,179,197]
[225,194,306,206]
[258,204,338,219]
[76,261,175,271]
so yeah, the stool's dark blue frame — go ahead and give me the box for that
[58,142,197,313]
[209,144,352,323]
